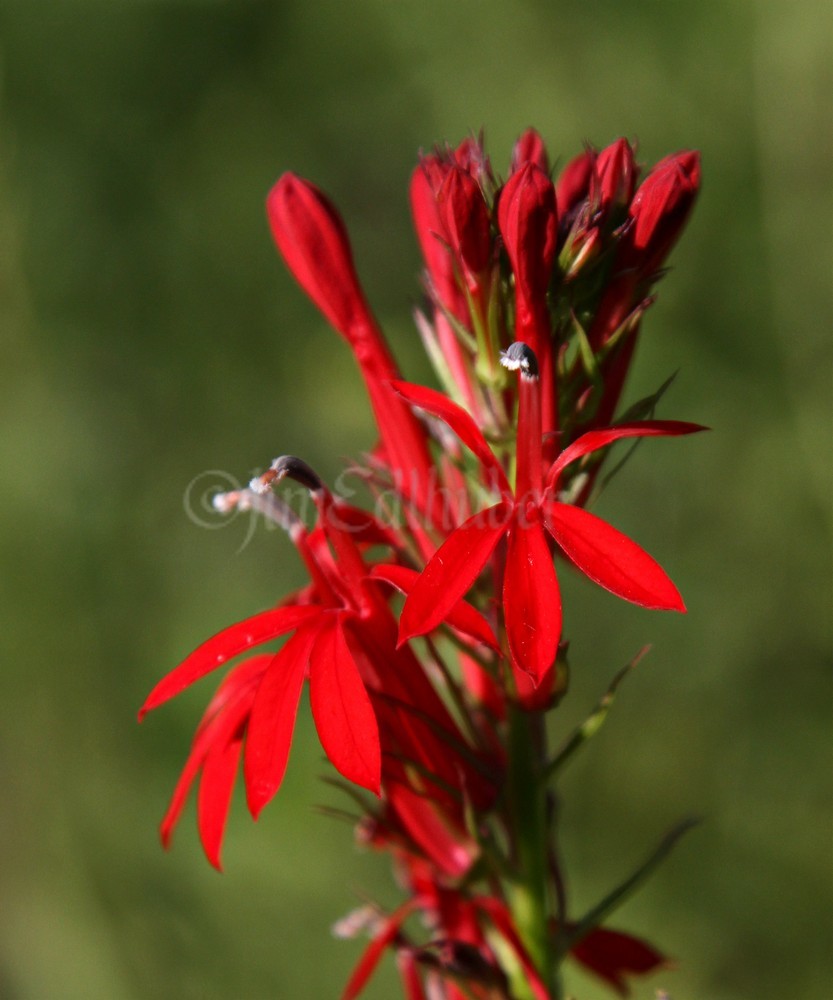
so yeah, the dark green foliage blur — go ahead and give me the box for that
[1,1,830,998]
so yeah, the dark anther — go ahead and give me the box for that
[500,341,539,378]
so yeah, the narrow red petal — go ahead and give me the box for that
[197,730,243,871]
[503,512,562,684]
[371,564,499,651]
[159,739,205,852]
[159,656,270,853]
[546,420,707,490]
[310,617,381,794]
[139,605,320,719]
[387,782,477,878]
[341,900,420,1000]
[544,501,686,611]
[389,380,510,495]
[399,503,513,644]
[243,625,318,818]
[396,949,428,1000]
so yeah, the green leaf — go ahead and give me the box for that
[561,817,701,954]
[545,646,650,780]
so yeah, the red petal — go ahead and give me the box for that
[160,737,205,852]
[197,729,243,871]
[389,380,510,495]
[159,656,269,854]
[544,501,685,611]
[310,617,381,794]
[341,900,420,1000]
[570,926,669,996]
[243,625,318,818]
[396,950,428,1000]
[371,564,499,651]
[546,420,707,490]
[503,512,562,684]
[387,782,477,878]
[139,605,320,719]
[325,501,398,548]
[399,503,513,644]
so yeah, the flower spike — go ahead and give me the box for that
[144,130,704,999]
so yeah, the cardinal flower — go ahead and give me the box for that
[396,342,705,687]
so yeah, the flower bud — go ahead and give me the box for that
[498,162,558,311]
[266,173,376,343]
[619,149,701,278]
[438,165,492,286]
[594,137,637,219]
[555,147,596,219]
[510,127,550,174]
[410,156,464,307]
[452,134,492,189]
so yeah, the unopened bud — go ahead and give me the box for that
[267,173,375,340]
[511,127,550,174]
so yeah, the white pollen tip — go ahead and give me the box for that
[249,476,271,495]
[500,353,523,371]
[212,492,236,513]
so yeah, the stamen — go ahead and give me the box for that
[250,455,324,495]
[212,487,305,537]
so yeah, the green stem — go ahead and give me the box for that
[506,707,556,999]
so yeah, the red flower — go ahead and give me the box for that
[395,343,704,685]
[141,597,381,811]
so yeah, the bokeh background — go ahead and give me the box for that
[1,1,830,998]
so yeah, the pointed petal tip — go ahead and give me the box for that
[248,800,265,822]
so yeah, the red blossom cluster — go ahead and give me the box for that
[141,129,702,999]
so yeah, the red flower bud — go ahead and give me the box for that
[452,134,492,188]
[511,127,550,174]
[594,137,637,218]
[409,156,455,291]
[266,173,376,344]
[498,162,558,310]
[438,165,492,285]
[555,147,596,219]
[620,149,701,277]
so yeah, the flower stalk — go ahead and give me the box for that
[140,130,704,998]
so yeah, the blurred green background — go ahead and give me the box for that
[1,1,830,998]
